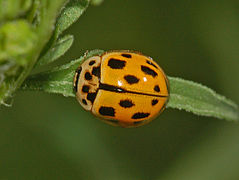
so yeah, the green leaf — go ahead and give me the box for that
[35,34,74,67]
[38,0,90,65]
[167,77,239,121]
[21,49,104,97]
[55,0,90,38]
[20,50,239,122]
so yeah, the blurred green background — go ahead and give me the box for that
[1,0,239,179]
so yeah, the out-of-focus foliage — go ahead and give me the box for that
[0,0,67,105]
[0,0,32,22]
[0,20,37,65]
[90,0,104,6]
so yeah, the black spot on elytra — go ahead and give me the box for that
[121,53,132,58]
[119,99,134,108]
[146,60,158,69]
[108,58,126,69]
[152,99,158,106]
[89,60,96,66]
[124,75,139,84]
[99,106,115,117]
[85,72,92,80]
[92,66,101,78]
[141,65,158,77]
[82,85,89,93]
[154,85,160,92]
[131,112,150,119]
[87,92,97,104]
[82,99,87,105]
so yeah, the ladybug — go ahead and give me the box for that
[73,50,169,127]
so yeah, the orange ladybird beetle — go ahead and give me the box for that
[73,50,169,127]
